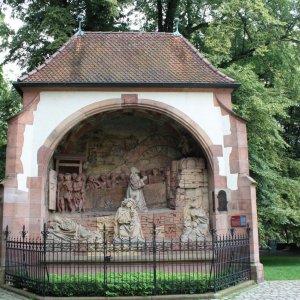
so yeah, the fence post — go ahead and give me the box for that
[41,223,49,296]
[246,224,251,279]
[103,224,107,294]
[4,225,10,241]
[210,228,217,293]
[4,225,10,284]
[246,224,251,238]
[20,225,27,241]
[20,225,28,282]
[152,223,157,295]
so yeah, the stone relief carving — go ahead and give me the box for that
[148,168,165,184]
[86,175,101,190]
[96,215,115,240]
[114,198,144,242]
[55,168,163,212]
[166,157,211,241]
[55,169,165,213]
[48,216,102,242]
[73,173,86,212]
[181,199,210,242]
[57,173,65,212]
[56,173,87,213]
[62,173,74,212]
[126,167,148,212]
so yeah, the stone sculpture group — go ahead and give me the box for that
[53,159,210,242]
[57,173,86,213]
[48,198,145,244]
[56,167,164,213]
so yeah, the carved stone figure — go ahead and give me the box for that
[48,216,102,242]
[181,200,210,242]
[114,198,144,242]
[86,175,101,190]
[140,170,149,184]
[62,173,74,212]
[81,173,87,184]
[105,174,112,188]
[57,173,65,212]
[110,173,119,188]
[99,174,108,189]
[179,135,192,157]
[126,167,148,212]
[118,172,128,187]
[148,168,165,184]
[73,174,86,212]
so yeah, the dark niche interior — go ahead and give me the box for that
[53,109,205,213]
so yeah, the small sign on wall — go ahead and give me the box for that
[231,215,247,227]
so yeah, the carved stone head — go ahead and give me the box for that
[65,173,71,181]
[130,167,140,174]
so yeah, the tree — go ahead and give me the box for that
[2,0,129,71]
[0,11,22,179]
[134,0,216,37]
[203,0,300,245]
[0,77,21,180]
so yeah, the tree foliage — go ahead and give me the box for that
[1,0,300,245]
[203,0,300,245]
[0,70,22,179]
[0,11,22,179]
[2,0,129,70]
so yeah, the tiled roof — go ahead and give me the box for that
[17,32,237,87]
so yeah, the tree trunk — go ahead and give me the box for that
[157,0,163,32]
[163,0,179,32]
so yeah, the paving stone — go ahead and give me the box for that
[0,288,28,299]
[223,280,300,300]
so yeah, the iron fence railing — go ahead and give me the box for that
[4,224,251,297]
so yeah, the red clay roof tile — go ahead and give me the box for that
[18,32,237,87]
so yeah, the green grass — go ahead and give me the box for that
[260,255,300,280]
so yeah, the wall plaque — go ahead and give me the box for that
[231,215,247,227]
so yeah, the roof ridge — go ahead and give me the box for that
[180,36,236,83]
[18,34,78,82]
[83,31,174,35]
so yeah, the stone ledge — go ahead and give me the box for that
[1,280,255,299]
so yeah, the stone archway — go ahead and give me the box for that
[38,98,215,172]
[35,97,217,241]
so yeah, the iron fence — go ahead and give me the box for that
[4,224,251,297]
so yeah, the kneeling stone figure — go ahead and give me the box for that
[114,198,144,243]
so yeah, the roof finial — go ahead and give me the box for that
[173,17,181,36]
[77,14,84,36]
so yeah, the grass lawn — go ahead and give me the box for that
[260,255,300,280]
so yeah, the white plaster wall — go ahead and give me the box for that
[17,91,237,191]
